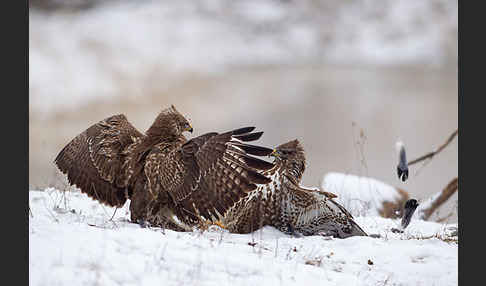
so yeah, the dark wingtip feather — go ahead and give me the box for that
[350,220,368,237]
[231,127,256,135]
[54,152,61,164]
[53,146,71,174]
[245,183,258,192]
[54,144,67,164]
[246,171,272,185]
[233,143,274,156]
[233,131,264,142]
[242,155,274,171]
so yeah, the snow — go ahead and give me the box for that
[414,191,442,220]
[29,188,457,286]
[321,172,403,217]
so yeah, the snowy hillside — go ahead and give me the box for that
[29,188,458,286]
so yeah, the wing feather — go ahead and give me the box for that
[148,127,274,222]
[54,114,144,207]
[286,184,367,236]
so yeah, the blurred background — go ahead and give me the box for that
[29,0,458,221]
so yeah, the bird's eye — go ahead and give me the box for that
[181,122,193,133]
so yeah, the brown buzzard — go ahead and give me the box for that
[222,139,367,238]
[54,105,275,231]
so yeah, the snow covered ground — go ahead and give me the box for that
[321,172,458,222]
[29,188,457,286]
[322,172,405,217]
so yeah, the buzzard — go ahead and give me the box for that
[54,105,275,231]
[222,139,367,238]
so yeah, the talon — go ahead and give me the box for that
[197,220,212,231]
[213,220,227,229]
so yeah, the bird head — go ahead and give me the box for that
[270,139,305,160]
[146,105,193,139]
[270,139,306,182]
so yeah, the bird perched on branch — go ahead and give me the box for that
[54,105,275,231]
[222,139,367,238]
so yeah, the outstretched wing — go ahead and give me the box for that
[287,185,367,237]
[288,185,352,220]
[54,114,144,207]
[298,185,338,199]
[147,127,275,224]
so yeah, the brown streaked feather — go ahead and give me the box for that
[222,138,367,238]
[238,154,274,171]
[146,127,274,222]
[292,187,349,217]
[230,126,256,135]
[230,142,274,156]
[232,131,264,142]
[226,145,274,170]
[55,106,275,231]
[298,185,339,199]
[54,114,144,207]
[285,184,366,235]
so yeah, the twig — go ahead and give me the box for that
[420,177,458,221]
[87,223,108,229]
[110,207,118,221]
[408,129,458,166]
[92,183,118,228]
[42,195,59,223]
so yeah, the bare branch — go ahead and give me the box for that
[420,177,458,221]
[408,129,458,166]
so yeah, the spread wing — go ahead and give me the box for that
[298,185,338,199]
[54,114,144,207]
[286,184,367,237]
[146,127,275,224]
[289,184,353,219]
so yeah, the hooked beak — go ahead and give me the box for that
[269,149,279,158]
[185,125,193,133]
